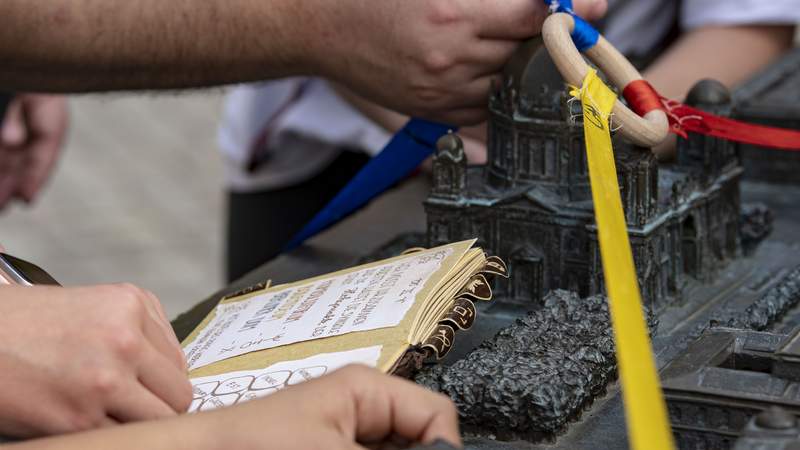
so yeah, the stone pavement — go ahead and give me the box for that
[0,91,227,318]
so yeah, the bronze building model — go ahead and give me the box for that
[162,35,800,450]
[413,41,800,449]
[425,48,741,311]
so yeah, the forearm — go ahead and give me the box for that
[643,25,794,159]
[644,25,795,100]
[5,416,212,450]
[0,0,322,92]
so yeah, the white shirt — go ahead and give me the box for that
[219,0,800,192]
[218,79,391,191]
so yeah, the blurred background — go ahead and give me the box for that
[0,91,225,318]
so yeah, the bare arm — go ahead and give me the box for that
[6,366,461,450]
[644,25,795,100]
[644,25,795,158]
[0,0,294,91]
[0,0,312,91]
[323,0,608,130]
[0,285,190,437]
[0,0,561,124]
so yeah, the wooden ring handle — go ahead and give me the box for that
[541,13,669,148]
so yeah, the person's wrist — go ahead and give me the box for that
[154,413,223,450]
[181,407,252,450]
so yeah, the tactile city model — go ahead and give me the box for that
[376,40,800,450]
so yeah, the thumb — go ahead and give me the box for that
[572,0,608,21]
[1,100,27,147]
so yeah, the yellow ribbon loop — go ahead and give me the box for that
[574,69,675,450]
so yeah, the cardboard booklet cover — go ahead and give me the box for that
[181,239,508,413]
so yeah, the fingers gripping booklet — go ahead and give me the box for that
[181,240,508,413]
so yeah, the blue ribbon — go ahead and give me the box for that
[544,0,575,14]
[284,119,452,251]
[571,16,600,52]
[543,0,600,51]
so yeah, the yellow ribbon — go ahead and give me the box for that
[571,70,675,450]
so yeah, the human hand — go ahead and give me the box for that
[0,94,68,209]
[332,84,489,166]
[2,366,459,450]
[0,284,191,438]
[313,0,606,125]
[189,365,461,450]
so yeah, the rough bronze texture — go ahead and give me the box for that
[726,265,800,332]
[662,327,800,449]
[416,290,656,442]
[659,267,800,449]
[732,407,800,450]
[741,203,775,256]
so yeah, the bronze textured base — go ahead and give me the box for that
[416,291,630,442]
[356,213,800,449]
[428,183,800,449]
[412,257,800,449]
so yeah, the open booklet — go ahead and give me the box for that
[181,239,507,413]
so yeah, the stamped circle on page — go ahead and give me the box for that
[251,370,292,390]
[240,388,279,403]
[214,376,255,395]
[199,393,239,411]
[287,366,327,386]
[193,381,219,399]
[189,398,204,413]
